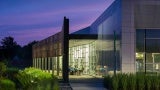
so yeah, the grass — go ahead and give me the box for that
[104,73,160,90]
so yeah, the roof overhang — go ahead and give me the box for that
[69,34,97,39]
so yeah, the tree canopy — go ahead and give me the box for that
[0,36,20,60]
[0,36,38,68]
[1,36,18,49]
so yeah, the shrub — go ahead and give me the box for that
[16,70,34,89]
[121,74,128,90]
[151,75,159,90]
[16,67,59,90]
[0,62,7,78]
[112,75,119,90]
[104,73,160,90]
[53,80,60,90]
[5,68,20,88]
[137,74,145,90]
[104,75,111,89]
[145,75,151,90]
[0,79,16,90]
[127,74,136,90]
[116,74,123,89]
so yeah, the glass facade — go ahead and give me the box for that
[96,0,121,75]
[69,40,97,75]
[33,56,62,78]
[136,29,160,73]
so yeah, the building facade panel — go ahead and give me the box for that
[121,0,160,73]
[32,31,63,77]
[121,0,135,73]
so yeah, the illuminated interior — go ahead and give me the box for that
[136,29,160,73]
[69,40,97,75]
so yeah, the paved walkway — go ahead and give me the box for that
[69,75,107,90]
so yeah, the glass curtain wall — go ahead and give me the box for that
[97,0,121,75]
[69,41,97,75]
[33,56,62,78]
[97,25,120,75]
[136,29,160,73]
[51,56,62,77]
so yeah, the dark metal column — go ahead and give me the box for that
[62,17,69,83]
[144,29,146,74]
[114,30,117,75]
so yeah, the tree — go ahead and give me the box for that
[0,36,38,68]
[0,62,6,78]
[22,41,38,67]
[1,36,18,49]
[0,36,21,64]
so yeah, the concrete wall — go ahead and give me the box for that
[121,0,135,73]
[121,0,160,73]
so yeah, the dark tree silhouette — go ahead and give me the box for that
[0,36,21,66]
[0,36,38,67]
[22,41,38,67]
[1,36,18,49]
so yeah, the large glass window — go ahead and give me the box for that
[136,29,160,73]
[97,0,121,75]
[69,41,97,75]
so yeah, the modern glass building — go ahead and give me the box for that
[32,18,98,79]
[92,0,160,73]
[33,0,160,80]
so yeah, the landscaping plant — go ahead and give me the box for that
[151,75,160,90]
[0,62,7,78]
[16,67,59,90]
[112,75,119,90]
[137,74,145,90]
[104,73,160,90]
[128,74,136,90]
[145,75,151,90]
[0,79,16,90]
[121,74,128,90]
[104,75,112,89]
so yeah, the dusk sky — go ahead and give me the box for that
[0,0,114,46]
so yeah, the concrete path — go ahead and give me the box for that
[69,75,107,90]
